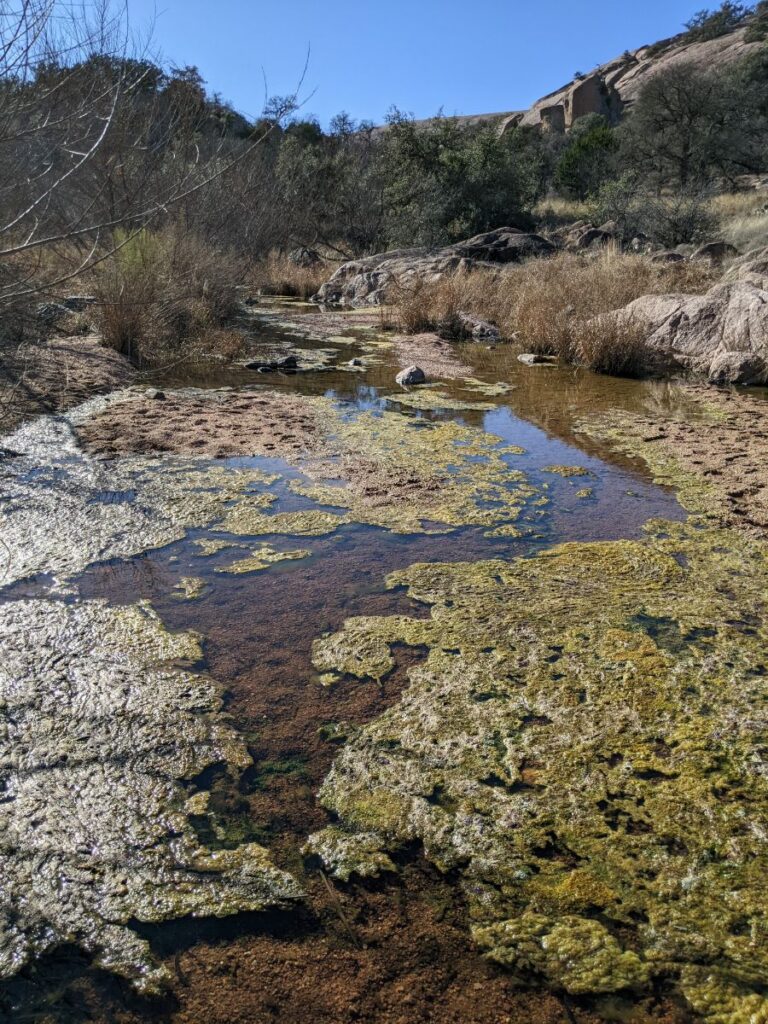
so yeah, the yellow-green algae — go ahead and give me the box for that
[214,544,311,573]
[459,378,515,397]
[577,409,726,524]
[215,508,349,537]
[4,391,541,572]
[173,575,207,599]
[286,410,534,536]
[542,465,591,477]
[0,599,301,993]
[383,391,497,412]
[194,538,243,556]
[307,519,768,1021]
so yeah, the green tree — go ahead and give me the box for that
[684,2,749,41]
[380,110,536,247]
[554,115,618,199]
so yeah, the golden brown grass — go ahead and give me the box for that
[710,191,768,253]
[391,249,717,377]
[533,196,594,227]
[94,226,245,365]
[250,251,331,300]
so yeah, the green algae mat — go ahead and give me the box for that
[307,518,768,1022]
[0,599,300,993]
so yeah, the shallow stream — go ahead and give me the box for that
[2,300,758,1024]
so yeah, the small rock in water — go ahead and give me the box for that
[396,365,426,386]
[246,354,298,371]
[517,353,557,366]
[348,357,363,367]
[145,388,165,400]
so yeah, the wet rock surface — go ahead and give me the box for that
[0,598,300,993]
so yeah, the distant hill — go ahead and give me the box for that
[503,22,763,134]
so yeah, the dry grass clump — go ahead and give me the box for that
[575,317,658,378]
[390,274,468,335]
[533,196,594,227]
[719,212,768,252]
[94,226,245,365]
[709,191,768,219]
[250,251,331,300]
[710,191,768,252]
[392,249,717,377]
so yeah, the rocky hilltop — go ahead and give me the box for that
[393,21,763,136]
[504,24,762,133]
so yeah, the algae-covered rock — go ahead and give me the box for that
[307,521,768,1019]
[0,599,301,992]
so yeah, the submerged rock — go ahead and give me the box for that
[307,519,768,1020]
[0,599,301,992]
[517,352,557,366]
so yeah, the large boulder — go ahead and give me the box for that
[447,227,555,264]
[724,246,768,290]
[313,248,467,307]
[613,279,768,383]
[313,228,555,308]
[691,241,739,264]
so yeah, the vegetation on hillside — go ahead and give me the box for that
[2,0,768,377]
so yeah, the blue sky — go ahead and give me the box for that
[128,0,707,126]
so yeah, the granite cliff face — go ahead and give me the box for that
[502,25,762,134]
[397,23,763,137]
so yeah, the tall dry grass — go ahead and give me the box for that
[392,249,717,377]
[94,226,245,364]
[250,251,331,300]
[533,196,594,227]
[711,191,768,252]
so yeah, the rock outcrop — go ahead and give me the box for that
[612,256,768,383]
[313,228,555,308]
[501,26,762,135]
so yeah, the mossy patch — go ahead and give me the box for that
[307,520,768,1020]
